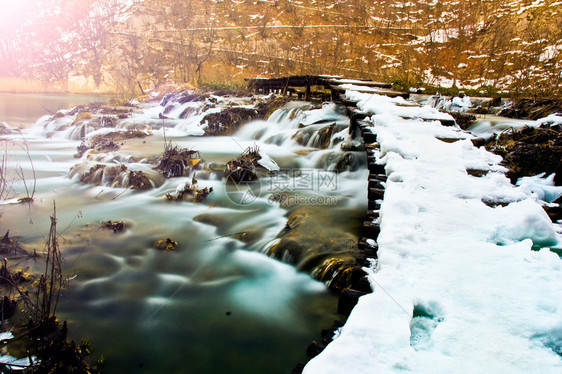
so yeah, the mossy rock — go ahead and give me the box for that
[153,238,178,251]
[267,206,359,285]
[72,112,93,125]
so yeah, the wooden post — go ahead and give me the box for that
[282,77,289,96]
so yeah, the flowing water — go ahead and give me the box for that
[0,94,367,373]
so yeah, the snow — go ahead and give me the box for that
[0,355,36,370]
[257,148,280,171]
[517,174,562,204]
[304,91,562,374]
[346,91,456,122]
[537,113,562,126]
[0,331,14,340]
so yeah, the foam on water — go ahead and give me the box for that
[1,97,371,373]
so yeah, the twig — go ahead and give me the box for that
[112,186,132,200]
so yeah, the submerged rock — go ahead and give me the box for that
[292,123,337,149]
[100,220,125,232]
[72,163,163,189]
[153,238,178,251]
[166,176,213,202]
[75,130,151,158]
[267,206,359,289]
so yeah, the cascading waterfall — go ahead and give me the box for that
[0,92,369,374]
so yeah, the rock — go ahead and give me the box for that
[79,164,107,185]
[544,196,562,222]
[202,107,260,136]
[193,213,229,227]
[337,288,367,317]
[176,91,209,104]
[313,256,357,292]
[267,206,359,287]
[74,163,161,189]
[72,111,93,125]
[254,95,292,118]
[128,170,153,190]
[179,106,198,119]
[166,176,213,202]
[485,124,562,185]
[306,341,325,358]
[489,97,502,108]
[224,145,262,183]
[471,137,487,148]
[293,123,336,149]
[74,129,150,158]
[100,220,125,232]
[153,238,178,251]
[291,363,305,374]
[333,152,358,173]
[448,112,477,130]
[498,99,562,120]
[153,145,201,178]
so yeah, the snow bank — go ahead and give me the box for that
[537,113,562,126]
[304,93,562,374]
[517,174,562,203]
[346,91,455,122]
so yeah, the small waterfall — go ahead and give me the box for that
[236,102,351,152]
[236,102,311,146]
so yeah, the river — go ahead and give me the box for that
[0,92,111,128]
[1,93,365,373]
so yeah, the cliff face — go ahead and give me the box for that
[1,0,560,96]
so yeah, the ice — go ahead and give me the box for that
[257,149,280,171]
[305,89,562,374]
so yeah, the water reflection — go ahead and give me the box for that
[0,92,110,128]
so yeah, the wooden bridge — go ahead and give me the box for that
[245,75,409,102]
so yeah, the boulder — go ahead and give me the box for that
[485,124,562,185]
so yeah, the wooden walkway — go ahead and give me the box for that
[246,75,409,101]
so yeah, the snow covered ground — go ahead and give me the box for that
[304,92,562,373]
